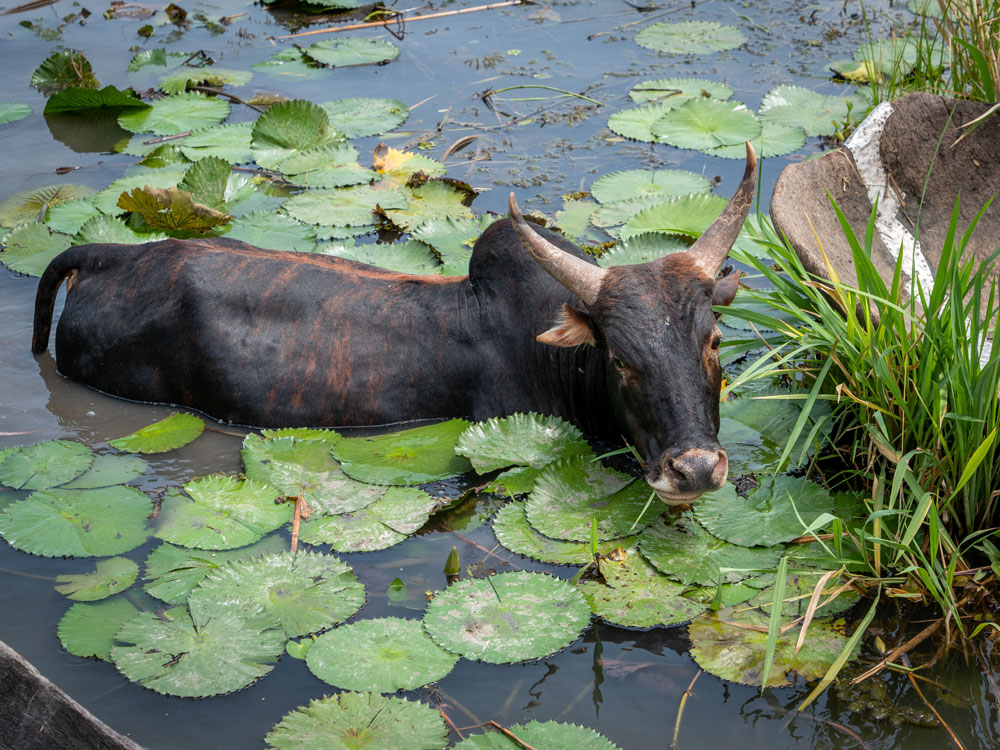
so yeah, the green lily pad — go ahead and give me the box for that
[109,413,205,454]
[222,211,316,252]
[298,487,438,552]
[188,550,365,637]
[44,85,148,114]
[748,570,860,618]
[484,465,546,496]
[373,146,446,185]
[0,223,72,276]
[327,240,442,274]
[638,514,784,585]
[72,215,167,246]
[142,536,287,604]
[409,214,495,275]
[117,186,231,233]
[0,183,95,227]
[58,594,149,660]
[590,168,711,205]
[251,99,345,170]
[31,50,98,94]
[682,581,759,608]
[579,551,707,628]
[651,98,761,151]
[159,67,251,95]
[720,390,832,468]
[265,692,449,750]
[306,617,458,692]
[112,604,285,697]
[453,721,622,750]
[283,184,408,228]
[759,85,849,137]
[423,571,591,663]
[92,169,188,215]
[607,103,674,142]
[155,474,289,550]
[0,102,31,124]
[332,419,472,485]
[179,122,254,163]
[60,454,148,489]
[305,38,400,67]
[590,195,670,229]
[688,607,856,687]
[319,97,408,138]
[46,198,100,235]
[280,143,377,189]
[628,77,733,104]
[525,456,657,542]
[0,485,152,557]
[694,476,836,547]
[118,92,229,135]
[597,233,690,268]
[492,502,637,565]
[380,181,472,233]
[55,557,140,601]
[635,21,746,55]
[554,199,599,242]
[456,413,592,474]
[0,439,93,490]
[128,48,170,71]
[620,193,728,241]
[709,121,807,159]
[716,418,780,476]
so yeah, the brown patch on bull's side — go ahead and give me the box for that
[537,303,595,347]
[65,269,79,292]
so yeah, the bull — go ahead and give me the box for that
[31,145,757,503]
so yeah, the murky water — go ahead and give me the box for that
[1,0,998,748]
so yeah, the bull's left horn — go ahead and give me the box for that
[685,142,758,277]
[509,192,606,307]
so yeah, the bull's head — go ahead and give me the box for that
[509,143,758,504]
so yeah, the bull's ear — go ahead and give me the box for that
[712,272,740,307]
[537,303,596,347]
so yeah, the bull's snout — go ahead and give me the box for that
[648,447,728,505]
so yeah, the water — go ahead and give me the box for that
[1,0,998,747]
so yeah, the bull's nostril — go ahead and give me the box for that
[667,448,725,489]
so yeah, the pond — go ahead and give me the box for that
[1,0,998,748]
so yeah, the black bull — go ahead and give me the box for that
[32,145,758,504]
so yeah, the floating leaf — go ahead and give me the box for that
[0,102,31,124]
[306,617,458,692]
[118,91,229,135]
[0,485,151,557]
[748,570,859,618]
[620,193,728,241]
[46,198,99,235]
[456,413,592,474]
[590,168,711,205]
[159,67,251,95]
[525,456,656,542]
[629,77,733,104]
[380,181,472,233]
[326,240,442,274]
[372,145,445,184]
[188,550,365,637]
[590,195,669,229]
[252,49,326,79]
[280,143,377,189]
[109,413,204,453]
[55,557,140,601]
[635,21,746,55]
[759,85,849,137]
[298,487,438,552]
[179,122,254,163]
[222,211,317,252]
[0,223,72,276]
[493,502,636,565]
[651,98,761,151]
[92,169,188,215]
[265,693,449,750]
[410,214,494,275]
[31,50,98,94]
[453,721,622,750]
[555,199,599,242]
[58,595,146,660]
[423,571,591,663]
[44,85,148,114]
[638,514,783,585]
[117,186,232,232]
[0,439,93,490]
[597,233,689,268]
[0,183,95,227]
[607,103,674,142]
[579,551,706,628]
[694,476,836,547]
[305,37,400,67]
[61,454,148,489]
[251,99,344,169]
[128,48,169,71]
[319,97,408,138]
[112,604,284,697]
[721,391,831,469]
[177,155,232,208]
[72,215,167,245]
[283,184,408,227]
[688,607,855,687]
[143,536,286,604]
[716,418,780,476]
[333,419,472,485]
[709,121,807,159]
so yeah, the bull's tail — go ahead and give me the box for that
[32,247,83,354]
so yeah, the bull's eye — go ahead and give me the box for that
[711,335,722,350]
[611,356,625,370]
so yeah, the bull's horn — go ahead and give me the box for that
[684,142,758,277]
[508,192,606,307]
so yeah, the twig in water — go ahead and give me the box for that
[439,709,463,740]
[902,655,966,750]
[484,84,601,107]
[485,721,537,750]
[670,669,701,750]
[189,86,266,113]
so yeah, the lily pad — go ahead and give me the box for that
[60,454,148,489]
[31,50,98,94]
[143,536,287,605]
[72,215,167,245]
[638,514,784,585]
[251,99,345,170]
[179,122,254,163]
[159,67,251,95]
[597,233,690,268]
[716,418,780,476]
[607,103,674,142]
[380,181,472,233]
[117,187,232,233]
[720,390,832,468]
[283,184,408,228]
[748,570,860,618]
[44,85,148,114]
[155,474,288,550]
[0,223,72,276]
[332,419,472,485]
[759,85,849,137]
[620,193,728,241]
[629,77,733,104]
[0,183,94,227]
[305,38,400,67]
[525,456,657,542]
[694,476,835,547]
[554,199,599,242]
[306,617,458,692]
[55,557,140,601]
[650,99,761,151]
[0,102,31,124]
[578,551,706,628]
[590,195,670,229]
[188,550,365,637]
[456,413,592,474]
[325,240,439,274]
[92,169,188,215]
[453,721,622,750]
[224,211,317,252]
[709,121,807,159]
[635,21,746,55]
[492,502,636,565]
[590,168,711,205]
[0,439,93,490]
[280,143,377,189]
[319,97,408,138]
[0,485,151,557]
[118,92,229,135]
[112,604,285,697]
[297,487,438,552]
[265,692,449,750]
[46,198,100,235]
[688,607,855,687]
[58,595,147,660]
[373,146,446,185]
[423,571,591,663]
[109,413,204,454]
[410,214,495,275]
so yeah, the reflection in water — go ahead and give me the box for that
[44,110,131,154]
